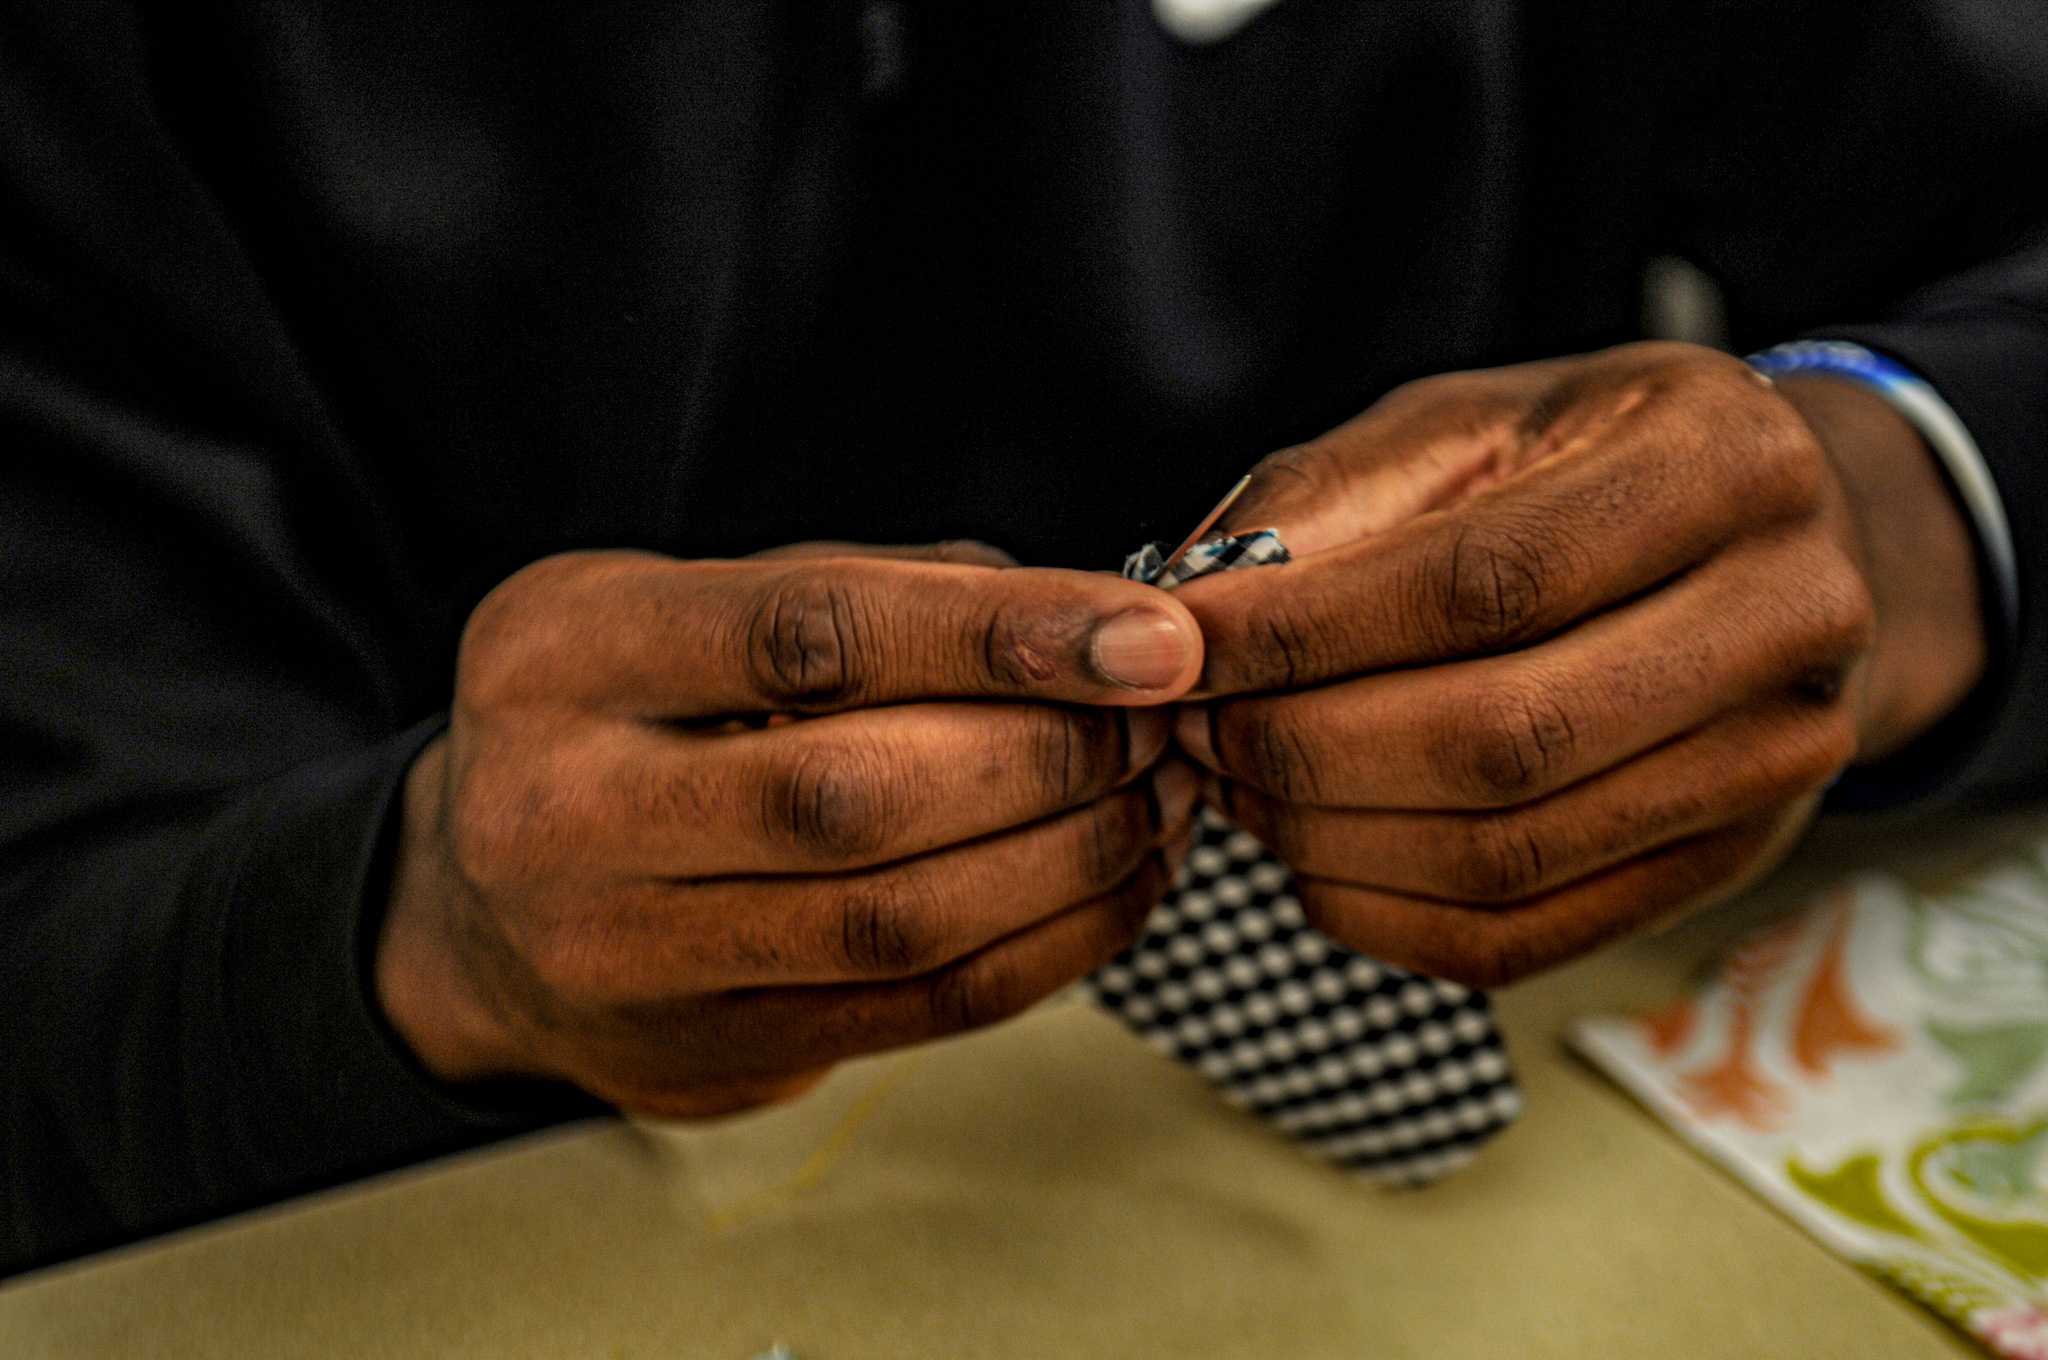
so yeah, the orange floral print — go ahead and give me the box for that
[1792,893,1898,1078]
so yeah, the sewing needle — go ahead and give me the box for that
[1157,473,1253,577]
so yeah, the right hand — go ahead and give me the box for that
[375,545,1204,1118]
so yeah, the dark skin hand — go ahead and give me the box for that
[1172,341,1987,988]
[377,541,1205,1116]
[378,340,1986,1116]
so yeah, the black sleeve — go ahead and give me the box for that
[0,6,590,1276]
[1654,0,2048,806]
[1825,246,2048,809]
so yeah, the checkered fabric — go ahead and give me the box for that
[1086,530,1522,1184]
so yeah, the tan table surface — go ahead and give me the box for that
[9,811,2047,1358]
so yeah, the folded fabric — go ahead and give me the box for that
[1086,529,1521,1185]
[1572,842,2048,1358]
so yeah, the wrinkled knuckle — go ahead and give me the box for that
[745,574,870,709]
[1027,707,1119,806]
[1457,815,1549,904]
[978,600,1082,691]
[1212,601,1327,694]
[1249,442,1341,508]
[1443,680,1576,807]
[1431,522,1554,653]
[1251,604,1325,691]
[1234,706,1321,801]
[835,879,942,976]
[762,743,895,861]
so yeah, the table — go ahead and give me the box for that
[8,810,2044,1358]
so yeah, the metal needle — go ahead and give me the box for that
[1157,473,1253,577]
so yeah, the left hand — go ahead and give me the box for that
[1172,341,1987,987]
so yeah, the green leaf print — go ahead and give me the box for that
[1787,1151,1926,1242]
[1927,1020,2048,1109]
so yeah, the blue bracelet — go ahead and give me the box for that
[1748,338,1923,394]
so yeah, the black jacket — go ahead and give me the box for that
[5,0,2045,1275]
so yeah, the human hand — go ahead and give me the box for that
[376,543,1204,1117]
[1172,341,1986,986]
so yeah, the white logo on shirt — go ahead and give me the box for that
[1152,0,1285,44]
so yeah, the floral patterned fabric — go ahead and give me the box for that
[1572,845,2048,1359]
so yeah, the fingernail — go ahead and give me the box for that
[1174,705,1216,766]
[1091,609,1194,690]
[1151,759,1202,831]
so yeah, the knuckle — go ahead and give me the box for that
[1212,597,1340,694]
[1427,521,1556,654]
[457,553,623,709]
[1244,442,1341,513]
[1025,706,1121,807]
[458,585,554,711]
[835,876,945,976]
[1441,678,1577,806]
[976,598,1089,691]
[1228,704,1322,802]
[1257,609,1320,691]
[745,573,871,709]
[1456,814,1550,903]
[761,742,896,862]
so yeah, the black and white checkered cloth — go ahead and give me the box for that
[1086,529,1521,1185]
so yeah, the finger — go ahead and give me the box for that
[1218,698,1853,905]
[470,701,1178,880]
[562,766,1202,996]
[1295,810,1810,989]
[1218,364,1569,555]
[749,539,1019,568]
[594,855,1175,1099]
[1178,363,1825,695]
[760,853,1173,1066]
[1179,530,1872,807]
[464,551,1203,719]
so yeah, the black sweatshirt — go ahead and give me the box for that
[4,0,2045,1275]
